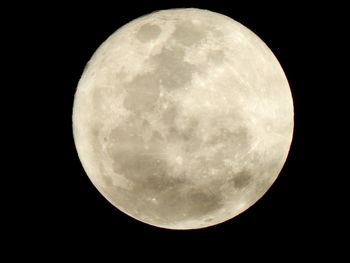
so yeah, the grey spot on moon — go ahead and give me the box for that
[136,24,161,42]
[231,171,252,189]
[208,50,225,64]
[172,21,208,46]
[73,8,294,229]
[153,47,195,90]
[123,74,160,113]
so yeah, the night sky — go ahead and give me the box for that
[6,0,342,259]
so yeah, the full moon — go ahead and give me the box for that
[73,8,293,229]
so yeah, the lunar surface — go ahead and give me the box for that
[73,8,294,229]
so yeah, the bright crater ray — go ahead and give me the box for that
[73,8,294,229]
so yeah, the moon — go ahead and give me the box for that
[72,8,294,229]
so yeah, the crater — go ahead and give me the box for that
[136,23,161,42]
[208,50,225,64]
[161,105,177,124]
[108,126,144,144]
[172,22,207,46]
[166,118,199,143]
[208,126,251,149]
[128,179,223,224]
[107,126,169,186]
[144,172,187,193]
[186,188,223,217]
[232,171,252,189]
[101,173,113,186]
[165,117,202,152]
[152,47,194,90]
[150,130,164,145]
[111,150,162,183]
[123,73,160,113]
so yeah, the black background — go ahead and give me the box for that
[8,0,343,259]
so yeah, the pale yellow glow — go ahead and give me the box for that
[73,8,294,229]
